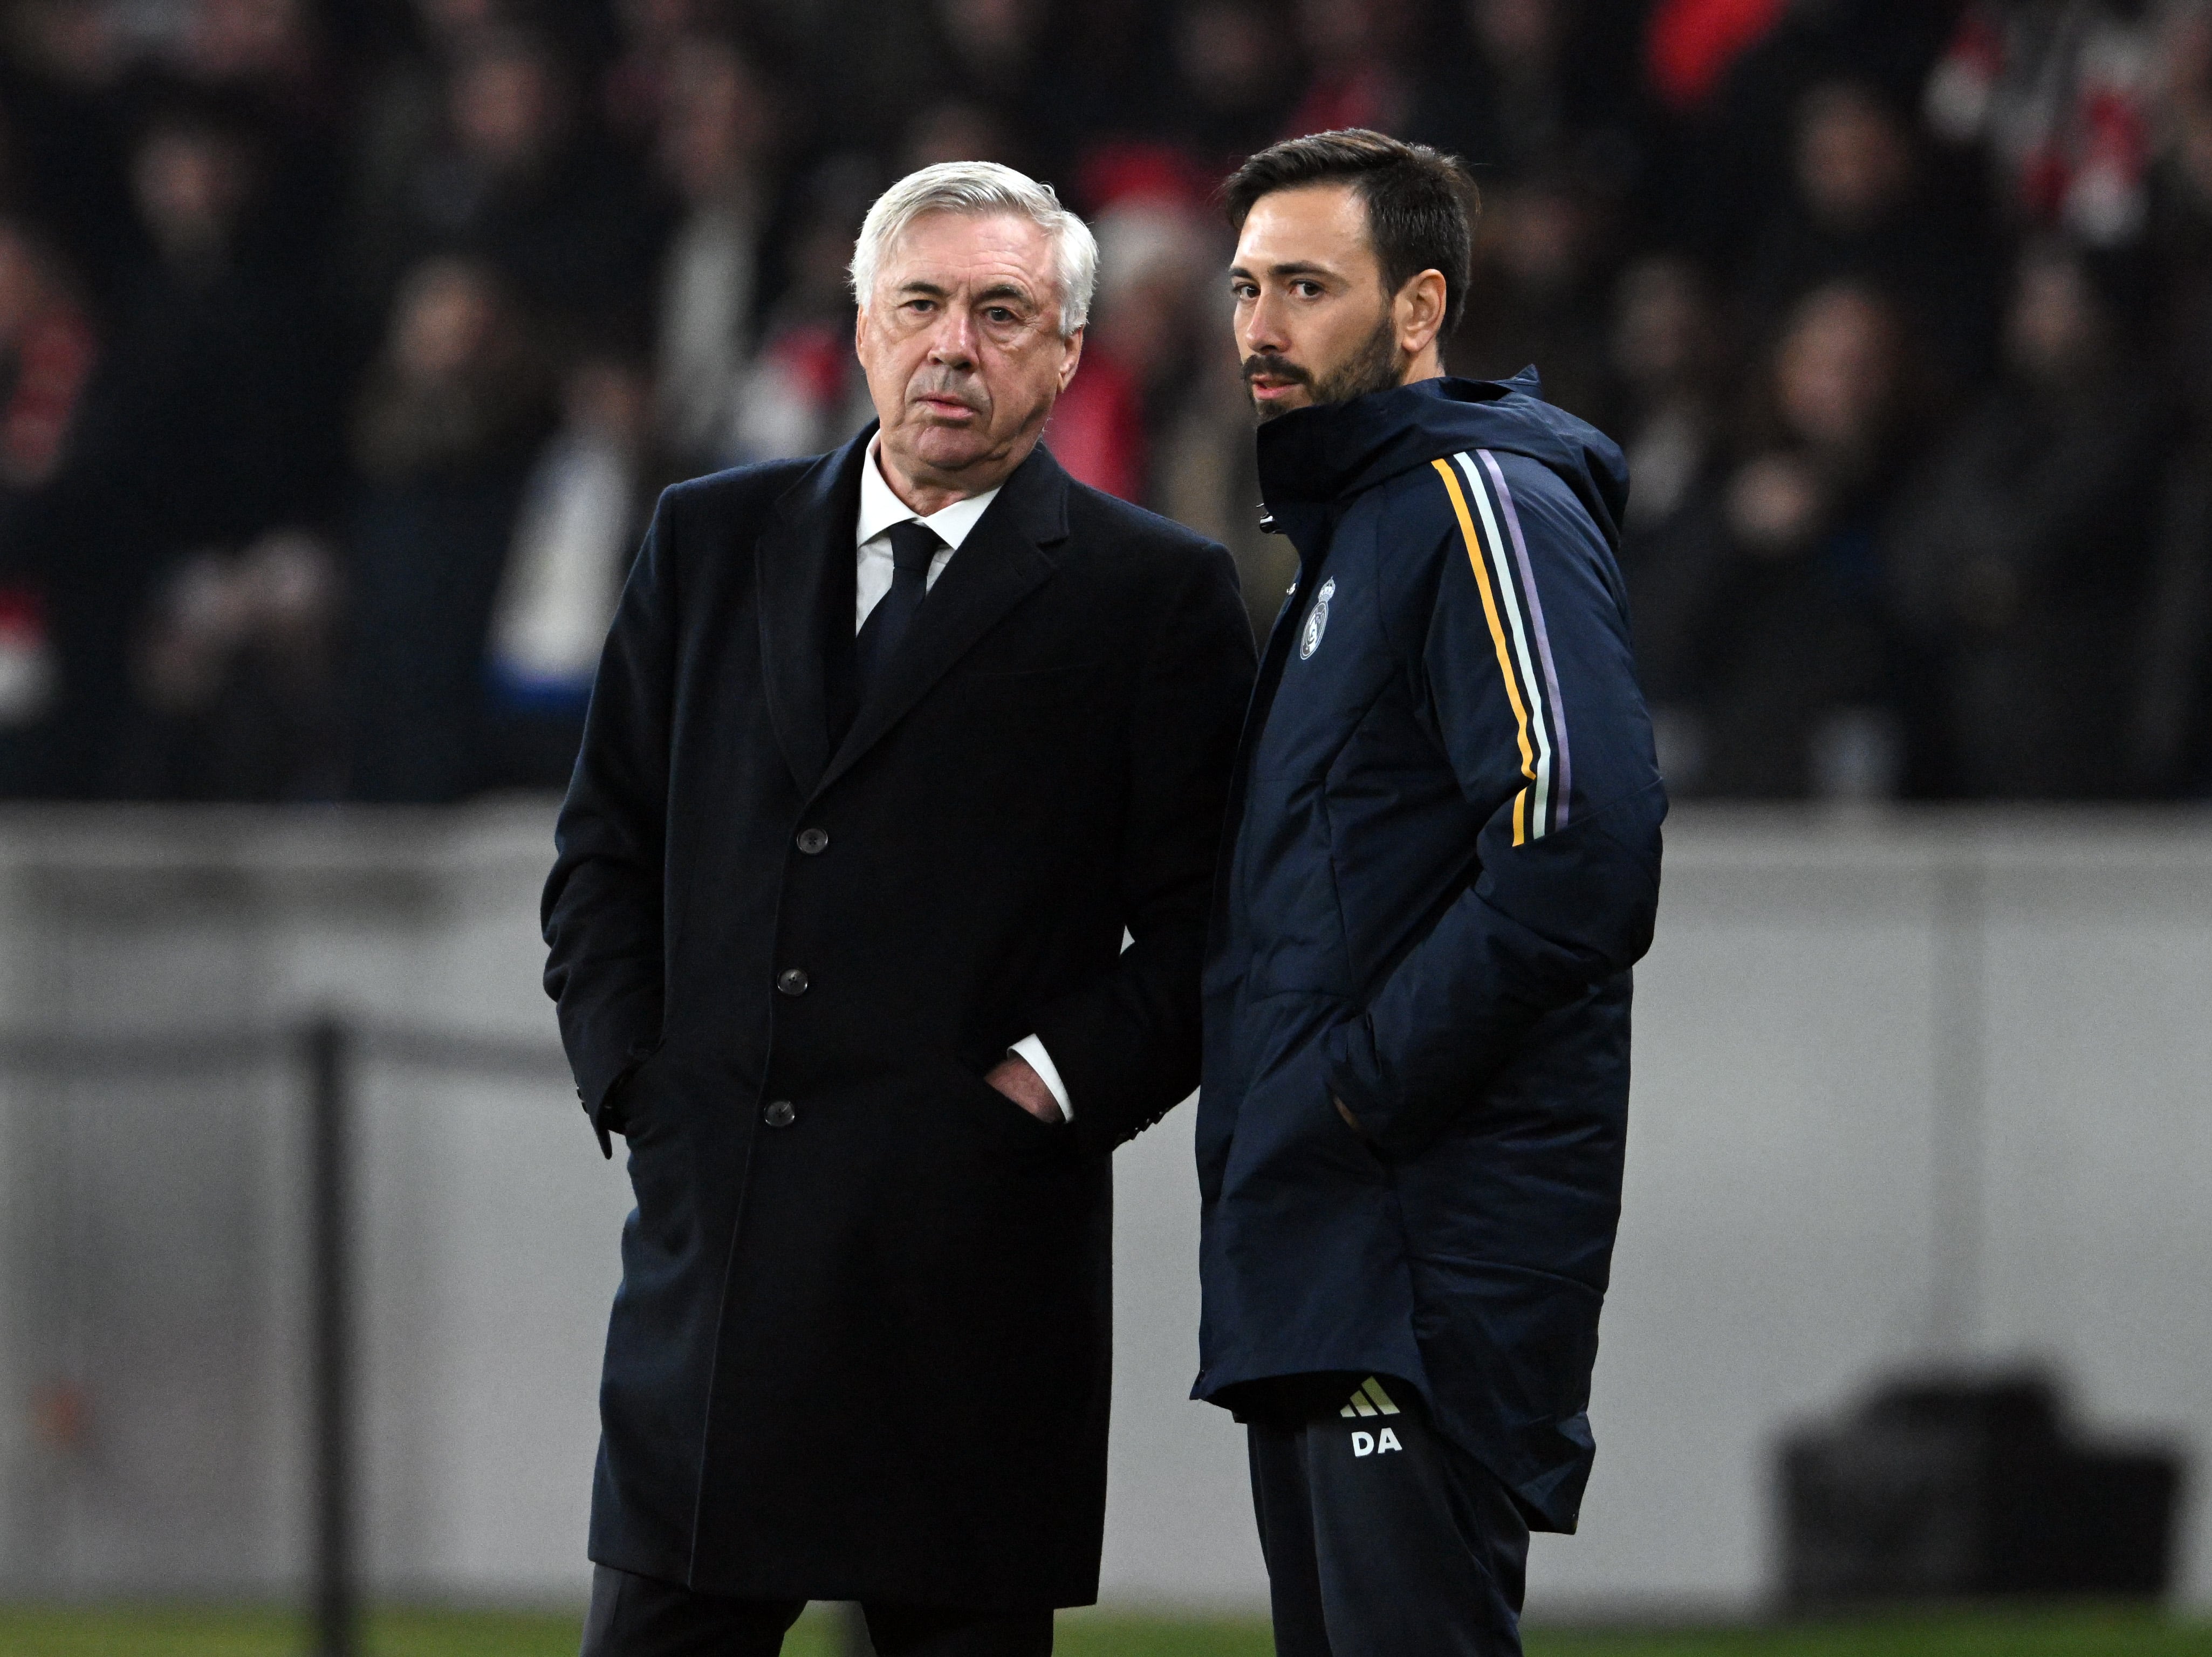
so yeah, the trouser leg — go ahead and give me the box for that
[1248,1418,1335,1657]
[1248,1385,1530,1657]
[579,1564,806,1657]
[860,1601,1053,1656]
[1302,1394,1528,1657]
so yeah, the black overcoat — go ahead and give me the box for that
[542,427,1255,1608]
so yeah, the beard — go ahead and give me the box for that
[1245,308,1405,423]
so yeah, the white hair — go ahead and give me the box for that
[849,161,1098,336]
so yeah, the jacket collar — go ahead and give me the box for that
[1256,365,1636,546]
[1255,372,1538,507]
[1251,367,1628,555]
[755,421,1071,801]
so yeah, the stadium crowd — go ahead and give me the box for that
[0,0,2208,802]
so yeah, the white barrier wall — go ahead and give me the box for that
[0,804,2206,1612]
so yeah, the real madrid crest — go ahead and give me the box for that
[1299,577,1336,660]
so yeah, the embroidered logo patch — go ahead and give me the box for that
[1299,578,1336,660]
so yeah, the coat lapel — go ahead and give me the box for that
[756,426,873,798]
[815,442,1071,798]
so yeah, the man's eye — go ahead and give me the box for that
[1293,281,1322,298]
[985,307,1016,323]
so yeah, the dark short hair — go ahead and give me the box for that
[1223,129,1480,335]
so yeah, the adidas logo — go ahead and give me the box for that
[1340,1377,1403,1457]
[1339,1377,1401,1419]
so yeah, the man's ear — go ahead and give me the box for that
[1395,269,1448,359]
[1058,326,1085,392]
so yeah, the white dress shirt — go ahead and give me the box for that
[854,437,1074,1123]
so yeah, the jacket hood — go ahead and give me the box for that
[1254,369,1629,551]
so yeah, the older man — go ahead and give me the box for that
[544,162,1254,1655]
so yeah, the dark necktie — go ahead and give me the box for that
[854,519,942,695]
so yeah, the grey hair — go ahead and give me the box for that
[849,161,1098,336]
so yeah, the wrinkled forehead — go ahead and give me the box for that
[873,209,1060,303]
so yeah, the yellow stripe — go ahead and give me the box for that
[1432,458,1537,847]
[1361,1377,1401,1415]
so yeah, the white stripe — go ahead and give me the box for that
[1453,452,1553,837]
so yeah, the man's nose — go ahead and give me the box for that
[927,307,978,367]
[1241,292,1288,357]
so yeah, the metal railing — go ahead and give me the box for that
[0,1017,879,1657]
[0,1018,570,1655]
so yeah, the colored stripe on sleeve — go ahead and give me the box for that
[1436,453,1565,841]
[1477,448,1572,830]
[1432,457,1539,845]
[1455,450,1558,839]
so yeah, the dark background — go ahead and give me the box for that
[1,0,2204,806]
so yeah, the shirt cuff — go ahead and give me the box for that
[1010,1034,1072,1121]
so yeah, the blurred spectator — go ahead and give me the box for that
[1160,404,1287,644]
[1408,0,1649,191]
[1451,169,1613,422]
[173,0,350,296]
[1746,79,1998,382]
[906,0,1076,177]
[347,0,503,319]
[11,98,316,795]
[484,349,660,788]
[347,256,552,800]
[1284,0,1414,141]
[652,35,773,469]
[0,217,93,497]
[2138,6,2212,790]
[728,155,874,465]
[0,0,2204,802]
[371,25,667,343]
[0,216,90,786]
[0,0,142,295]
[1162,0,1302,171]
[1927,0,2159,249]
[1604,253,1730,783]
[601,0,718,142]
[1668,0,1967,266]
[1691,281,1922,799]
[900,99,1021,175]
[122,529,344,798]
[1049,199,1214,502]
[1889,242,2166,798]
[2148,0,2212,407]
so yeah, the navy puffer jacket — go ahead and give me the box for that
[1195,372,1666,1533]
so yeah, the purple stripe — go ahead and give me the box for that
[1478,449,1572,828]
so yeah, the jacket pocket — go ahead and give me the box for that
[946,1061,1076,1165]
[1224,1000,1388,1193]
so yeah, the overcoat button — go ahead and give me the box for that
[776,967,810,996]
[796,828,830,854]
[763,1099,796,1128]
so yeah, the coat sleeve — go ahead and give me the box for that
[1321,450,1666,1157]
[541,485,680,1153]
[1028,539,1257,1155]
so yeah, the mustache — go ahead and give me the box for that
[907,372,985,411]
[1242,354,1310,386]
